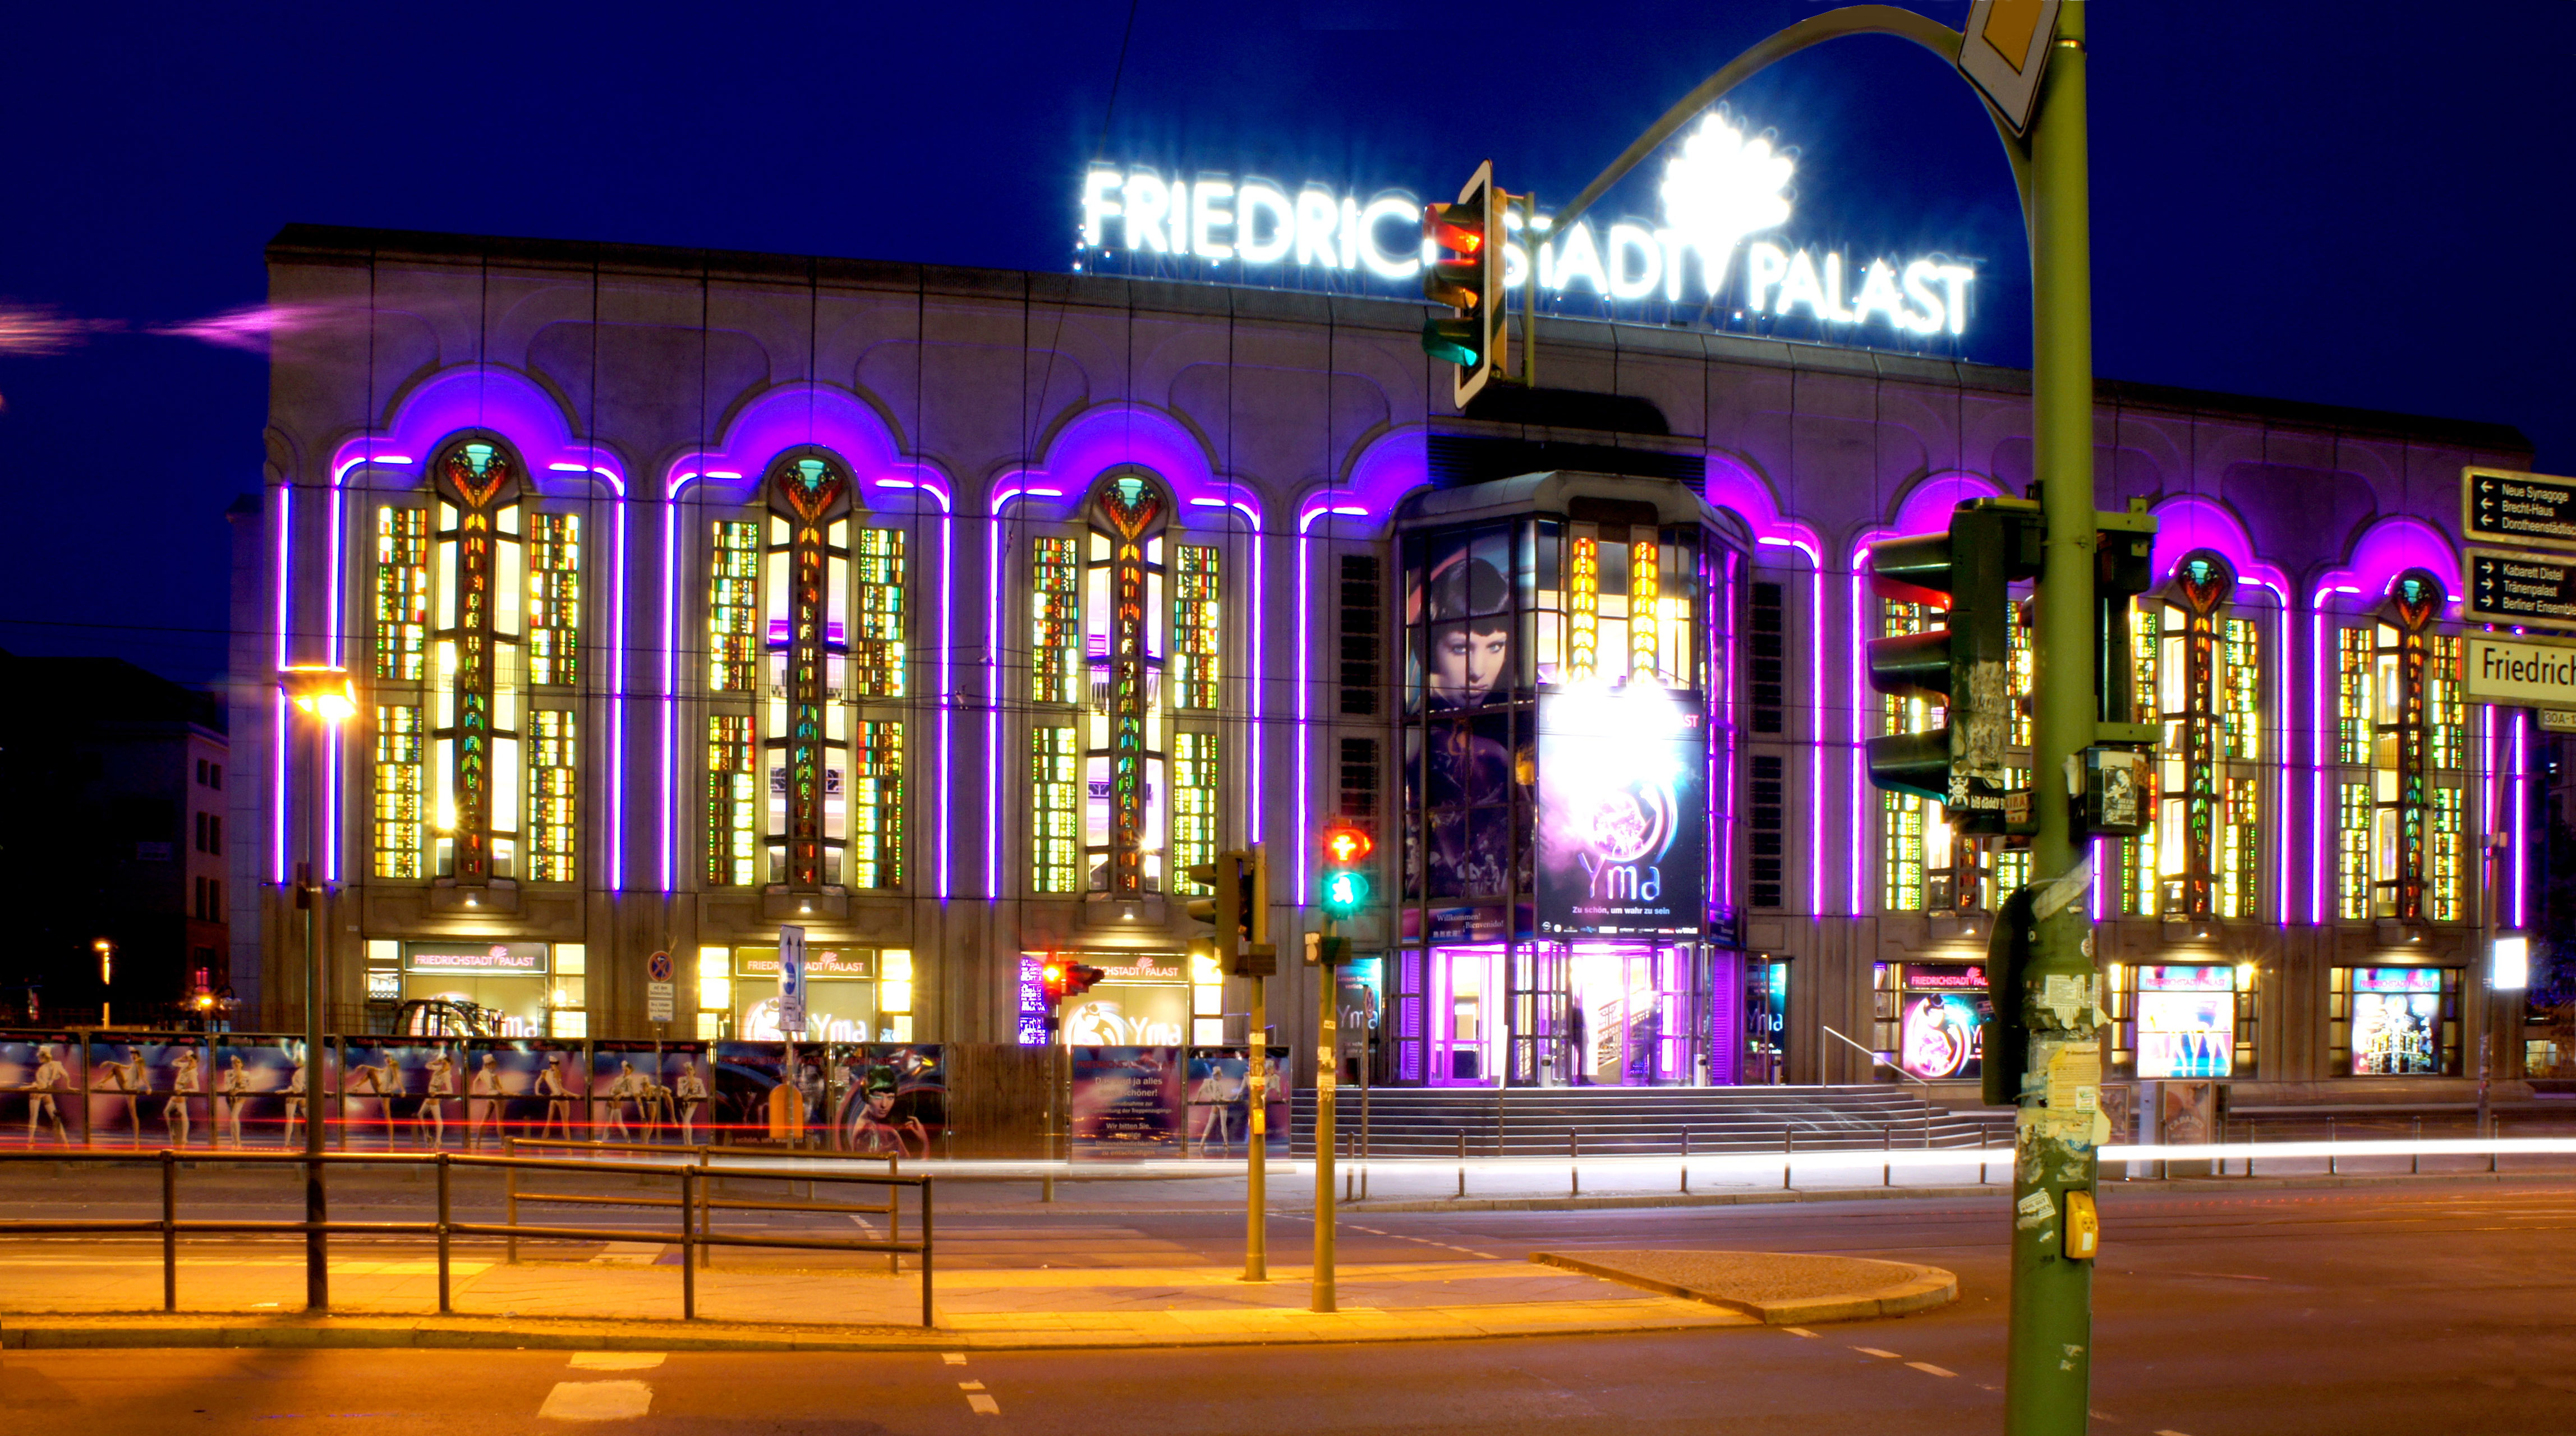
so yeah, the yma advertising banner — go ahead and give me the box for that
[1535,684,1705,937]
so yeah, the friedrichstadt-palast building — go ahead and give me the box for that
[234,183,2540,1102]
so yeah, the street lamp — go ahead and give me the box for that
[280,664,355,1311]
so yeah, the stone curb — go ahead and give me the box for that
[1526,1252,1957,1325]
[0,1305,1752,1355]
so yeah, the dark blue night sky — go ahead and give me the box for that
[3,1,2568,686]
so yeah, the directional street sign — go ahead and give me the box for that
[2464,466,2576,553]
[2467,547,2576,627]
[2464,631,2576,711]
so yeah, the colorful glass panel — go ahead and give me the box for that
[850,719,903,890]
[851,527,906,698]
[710,521,760,693]
[707,714,756,887]
[374,704,425,878]
[1172,731,1219,893]
[526,512,581,687]
[1032,536,1081,705]
[526,708,576,881]
[374,506,429,682]
[1032,725,1080,892]
[1171,544,1221,710]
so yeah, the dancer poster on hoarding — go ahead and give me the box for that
[86,1037,218,1150]
[2,1034,80,1147]
[591,1042,665,1142]
[214,1039,305,1149]
[831,1045,944,1158]
[1534,684,1705,937]
[1070,1046,1182,1159]
[338,1042,449,1150]
[1183,1047,1289,1157]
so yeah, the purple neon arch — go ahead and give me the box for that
[984,403,1270,898]
[659,383,955,897]
[1836,471,2012,918]
[323,365,631,891]
[1295,428,1432,896]
[2306,517,2464,924]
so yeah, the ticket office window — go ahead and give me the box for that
[2330,965,2462,1076]
[2106,962,2253,1079]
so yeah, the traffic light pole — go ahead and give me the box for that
[1312,922,1337,1314]
[1245,973,1268,1282]
[2011,8,2099,1431]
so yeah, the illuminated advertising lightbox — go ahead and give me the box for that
[2349,968,2445,1076]
[2136,993,2233,1079]
[1534,684,1705,937]
[1899,994,1983,1080]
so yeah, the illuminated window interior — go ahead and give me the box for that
[526,708,576,882]
[373,705,425,878]
[2135,558,2265,920]
[525,512,581,687]
[1171,544,1221,710]
[374,505,429,682]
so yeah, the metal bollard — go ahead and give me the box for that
[2491,1113,2501,1174]
[679,1165,697,1320]
[1883,1126,1893,1188]
[160,1148,178,1313]
[698,1156,714,1268]
[1680,1128,1691,1195]
[505,1154,519,1265]
[2412,1116,2421,1176]
[1570,1130,1580,1198]
[2329,1119,2338,1177]
[1456,1131,1467,1199]
[436,1153,453,1314]
[1783,1126,1793,1191]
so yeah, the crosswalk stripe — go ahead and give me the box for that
[539,1380,653,1421]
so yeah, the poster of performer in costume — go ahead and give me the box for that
[1,1035,81,1147]
[715,1042,824,1144]
[830,1044,944,1158]
[591,1042,665,1143]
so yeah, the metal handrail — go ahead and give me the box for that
[0,1147,933,1327]
[1820,1024,1936,1148]
[504,1136,906,1273]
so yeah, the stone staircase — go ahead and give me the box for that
[1288,1084,2014,1158]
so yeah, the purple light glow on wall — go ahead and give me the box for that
[271,490,292,883]
[660,383,953,896]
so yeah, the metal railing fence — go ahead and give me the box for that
[0,1148,933,1326]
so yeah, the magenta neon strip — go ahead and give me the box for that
[272,487,293,882]
[2513,711,2528,928]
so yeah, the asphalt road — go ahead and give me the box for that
[6,1182,2576,1433]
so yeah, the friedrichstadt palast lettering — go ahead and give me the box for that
[1075,113,1979,338]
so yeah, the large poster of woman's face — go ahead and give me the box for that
[1406,530,1528,901]
[1407,530,1516,717]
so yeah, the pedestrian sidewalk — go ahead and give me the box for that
[0,1242,1953,1352]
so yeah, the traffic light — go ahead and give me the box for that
[1981,885,2034,1107]
[1041,956,1071,1009]
[1318,822,1374,919]
[1186,848,1275,975]
[1063,963,1105,1000]
[1420,160,1506,408]
[1862,498,2043,829]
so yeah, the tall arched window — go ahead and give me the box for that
[1876,593,2032,913]
[2117,555,2266,919]
[369,437,583,884]
[1028,474,1210,899]
[701,453,905,892]
[2331,573,2464,922]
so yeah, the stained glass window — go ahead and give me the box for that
[2364,577,2451,922]
[2132,561,2266,919]
[1171,545,1222,711]
[849,719,903,890]
[374,705,425,878]
[2337,780,2373,920]
[1566,533,1600,678]
[1878,599,1955,912]
[1628,536,1660,680]
[850,527,906,698]
[1084,478,1169,897]
[526,513,581,687]
[769,458,850,890]
[2336,627,2372,765]
[430,440,523,882]
[1032,536,1082,704]
[1172,731,1219,893]
[709,521,760,693]
[1032,725,1080,892]
[526,709,577,881]
[707,714,756,887]
[375,506,429,682]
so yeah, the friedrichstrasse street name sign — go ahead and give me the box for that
[2464,632,2576,711]
[2463,466,2576,553]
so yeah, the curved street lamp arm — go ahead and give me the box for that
[1549,4,2031,237]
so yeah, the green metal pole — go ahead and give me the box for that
[1312,926,1337,1314]
[2009,6,2098,1433]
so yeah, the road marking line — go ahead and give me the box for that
[1855,1347,1901,1359]
[569,1353,665,1371]
[2154,1430,2193,1435]
[959,1381,986,1391]
[1782,1327,1818,1338]
[1907,1363,1956,1378]
[967,1394,1001,1415]
[942,1352,969,1365]
[538,1380,653,1421]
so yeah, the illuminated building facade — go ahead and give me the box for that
[237,224,2536,1096]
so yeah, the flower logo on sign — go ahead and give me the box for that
[1657,109,1795,295]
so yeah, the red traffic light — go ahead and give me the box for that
[1322,825,1373,866]
[1064,963,1106,1000]
[1042,959,1069,1006]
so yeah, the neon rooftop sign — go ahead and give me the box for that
[1076,112,1978,339]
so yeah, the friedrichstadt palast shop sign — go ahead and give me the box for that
[1074,112,1980,339]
